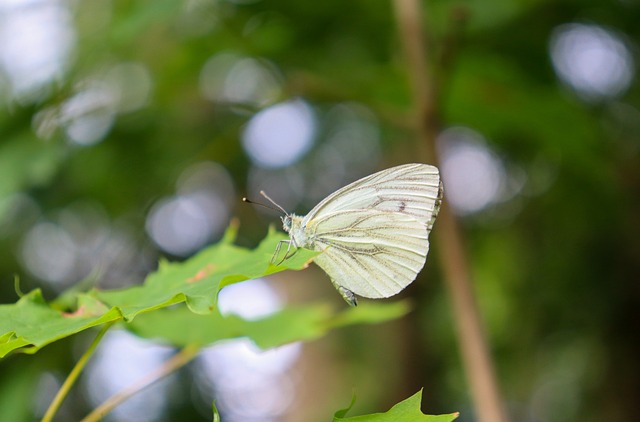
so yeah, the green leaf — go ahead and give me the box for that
[333,389,459,421]
[334,392,358,418]
[92,226,318,320]
[0,290,122,358]
[330,301,413,328]
[127,300,411,350]
[212,401,220,422]
[0,222,412,359]
[0,226,317,358]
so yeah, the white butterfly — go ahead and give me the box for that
[248,163,443,306]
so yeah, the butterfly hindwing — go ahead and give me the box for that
[308,209,430,299]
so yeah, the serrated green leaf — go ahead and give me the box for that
[0,228,317,358]
[127,300,411,350]
[0,290,123,358]
[1,225,408,359]
[92,228,318,320]
[333,389,459,421]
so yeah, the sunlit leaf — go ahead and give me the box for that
[0,290,122,358]
[333,389,459,421]
[92,225,317,320]
[212,401,220,422]
[0,225,317,358]
[128,300,411,350]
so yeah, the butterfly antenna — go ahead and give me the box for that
[258,190,289,215]
[242,191,288,215]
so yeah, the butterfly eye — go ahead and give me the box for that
[281,216,292,232]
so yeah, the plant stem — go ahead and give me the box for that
[80,344,200,422]
[392,1,508,421]
[42,321,116,422]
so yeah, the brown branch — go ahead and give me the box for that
[391,1,508,421]
[80,345,200,422]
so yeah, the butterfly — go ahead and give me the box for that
[246,163,443,306]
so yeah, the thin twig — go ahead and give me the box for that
[391,1,508,421]
[80,344,200,422]
[42,321,116,422]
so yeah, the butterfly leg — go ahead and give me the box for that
[279,243,299,265]
[271,240,288,264]
[272,240,298,265]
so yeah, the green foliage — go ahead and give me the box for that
[333,390,459,421]
[130,300,410,350]
[0,221,418,419]
[0,226,322,358]
[92,225,316,320]
[2,0,639,419]
[0,225,413,359]
[0,136,64,221]
[0,362,41,422]
[0,290,120,358]
[212,401,220,422]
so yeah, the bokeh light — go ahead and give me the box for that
[83,330,175,422]
[2,0,638,420]
[104,62,153,113]
[437,126,513,215]
[176,0,219,38]
[303,103,381,207]
[244,102,381,215]
[242,99,316,169]
[19,202,149,291]
[195,278,301,422]
[21,221,78,286]
[61,81,117,146]
[550,23,634,101]
[200,52,282,107]
[146,162,234,257]
[33,62,152,144]
[33,372,65,420]
[146,194,223,256]
[218,277,282,320]
[0,0,75,102]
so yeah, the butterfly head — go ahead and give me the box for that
[281,215,292,233]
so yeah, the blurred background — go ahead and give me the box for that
[1,0,639,421]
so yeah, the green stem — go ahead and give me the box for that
[13,274,24,297]
[80,344,200,422]
[42,321,116,422]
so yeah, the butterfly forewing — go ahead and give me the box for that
[303,163,442,229]
[309,209,430,298]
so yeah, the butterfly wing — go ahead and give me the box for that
[303,163,442,231]
[308,209,430,300]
